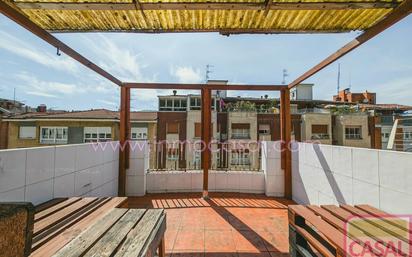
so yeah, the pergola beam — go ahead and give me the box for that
[288,0,412,89]
[0,1,122,86]
[123,82,286,91]
[15,1,398,11]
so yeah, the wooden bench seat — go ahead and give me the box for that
[288,205,411,257]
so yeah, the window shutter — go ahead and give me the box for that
[194,123,201,138]
[167,123,179,134]
[232,123,250,129]
[312,125,328,134]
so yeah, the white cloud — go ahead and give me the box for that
[0,31,79,74]
[83,35,156,82]
[171,66,203,83]
[374,76,412,105]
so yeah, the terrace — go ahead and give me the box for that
[1,0,412,255]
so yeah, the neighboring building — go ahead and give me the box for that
[301,112,332,145]
[2,109,157,149]
[332,114,371,148]
[290,83,314,101]
[333,88,376,104]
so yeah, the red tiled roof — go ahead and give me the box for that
[5,109,157,121]
[358,103,412,111]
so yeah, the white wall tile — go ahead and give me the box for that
[127,159,145,176]
[129,141,148,159]
[25,179,53,205]
[74,169,92,196]
[0,187,25,202]
[55,145,76,177]
[215,173,228,192]
[226,173,240,192]
[191,172,202,192]
[352,148,379,185]
[379,151,412,194]
[0,149,26,193]
[331,146,352,177]
[26,147,55,185]
[53,173,75,197]
[379,188,412,214]
[75,144,98,171]
[252,174,265,192]
[265,158,282,176]
[126,175,146,196]
[90,166,104,189]
[353,179,380,207]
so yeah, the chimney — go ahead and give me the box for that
[173,90,177,96]
[264,95,268,99]
[37,104,47,113]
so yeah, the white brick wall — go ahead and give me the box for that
[0,142,119,205]
[292,142,412,214]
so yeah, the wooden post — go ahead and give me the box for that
[119,86,130,196]
[280,89,292,199]
[201,88,212,199]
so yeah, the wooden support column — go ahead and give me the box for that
[119,86,130,196]
[280,89,292,199]
[201,88,212,199]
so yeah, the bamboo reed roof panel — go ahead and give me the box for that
[5,0,402,34]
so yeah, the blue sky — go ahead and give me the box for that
[0,14,411,111]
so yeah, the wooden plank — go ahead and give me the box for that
[340,205,410,243]
[201,88,212,198]
[355,205,410,232]
[32,198,111,249]
[15,1,398,11]
[35,198,81,222]
[322,205,408,256]
[288,0,412,89]
[0,1,122,86]
[289,205,349,256]
[34,198,98,235]
[289,224,335,257]
[31,197,126,257]
[124,82,286,91]
[114,209,165,257]
[53,208,128,257]
[83,209,146,257]
[35,198,67,213]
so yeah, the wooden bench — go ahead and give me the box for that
[288,205,411,257]
[1,197,166,257]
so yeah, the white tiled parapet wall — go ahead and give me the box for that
[126,141,150,196]
[260,141,284,197]
[292,142,412,214]
[0,142,119,205]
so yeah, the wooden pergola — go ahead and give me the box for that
[1,0,411,199]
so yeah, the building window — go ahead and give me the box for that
[84,127,112,142]
[194,123,201,138]
[160,98,187,111]
[131,127,148,140]
[311,125,329,139]
[190,97,201,110]
[382,132,390,139]
[258,124,270,134]
[231,123,250,139]
[345,126,362,140]
[404,131,412,140]
[231,150,250,165]
[40,127,68,144]
[167,123,179,134]
[19,126,36,139]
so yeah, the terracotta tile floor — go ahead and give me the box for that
[125,193,295,257]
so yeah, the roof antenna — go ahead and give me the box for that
[205,64,213,82]
[282,69,289,85]
[56,47,61,56]
[337,63,341,94]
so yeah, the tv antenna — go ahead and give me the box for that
[205,64,214,82]
[282,69,289,85]
[337,63,341,94]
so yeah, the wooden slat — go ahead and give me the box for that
[32,198,111,250]
[355,205,411,232]
[340,205,410,244]
[289,205,349,256]
[290,224,335,257]
[35,198,81,222]
[35,198,67,213]
[31,197,126,257]
[34,198,97,234]
[114,209,165,257]
[83,209,147,257]
[322,205,408,256]
[53,208,128,257]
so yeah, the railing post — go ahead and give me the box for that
[280,89,292,199]
[201,87,212,199]
[119,86,130,196]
